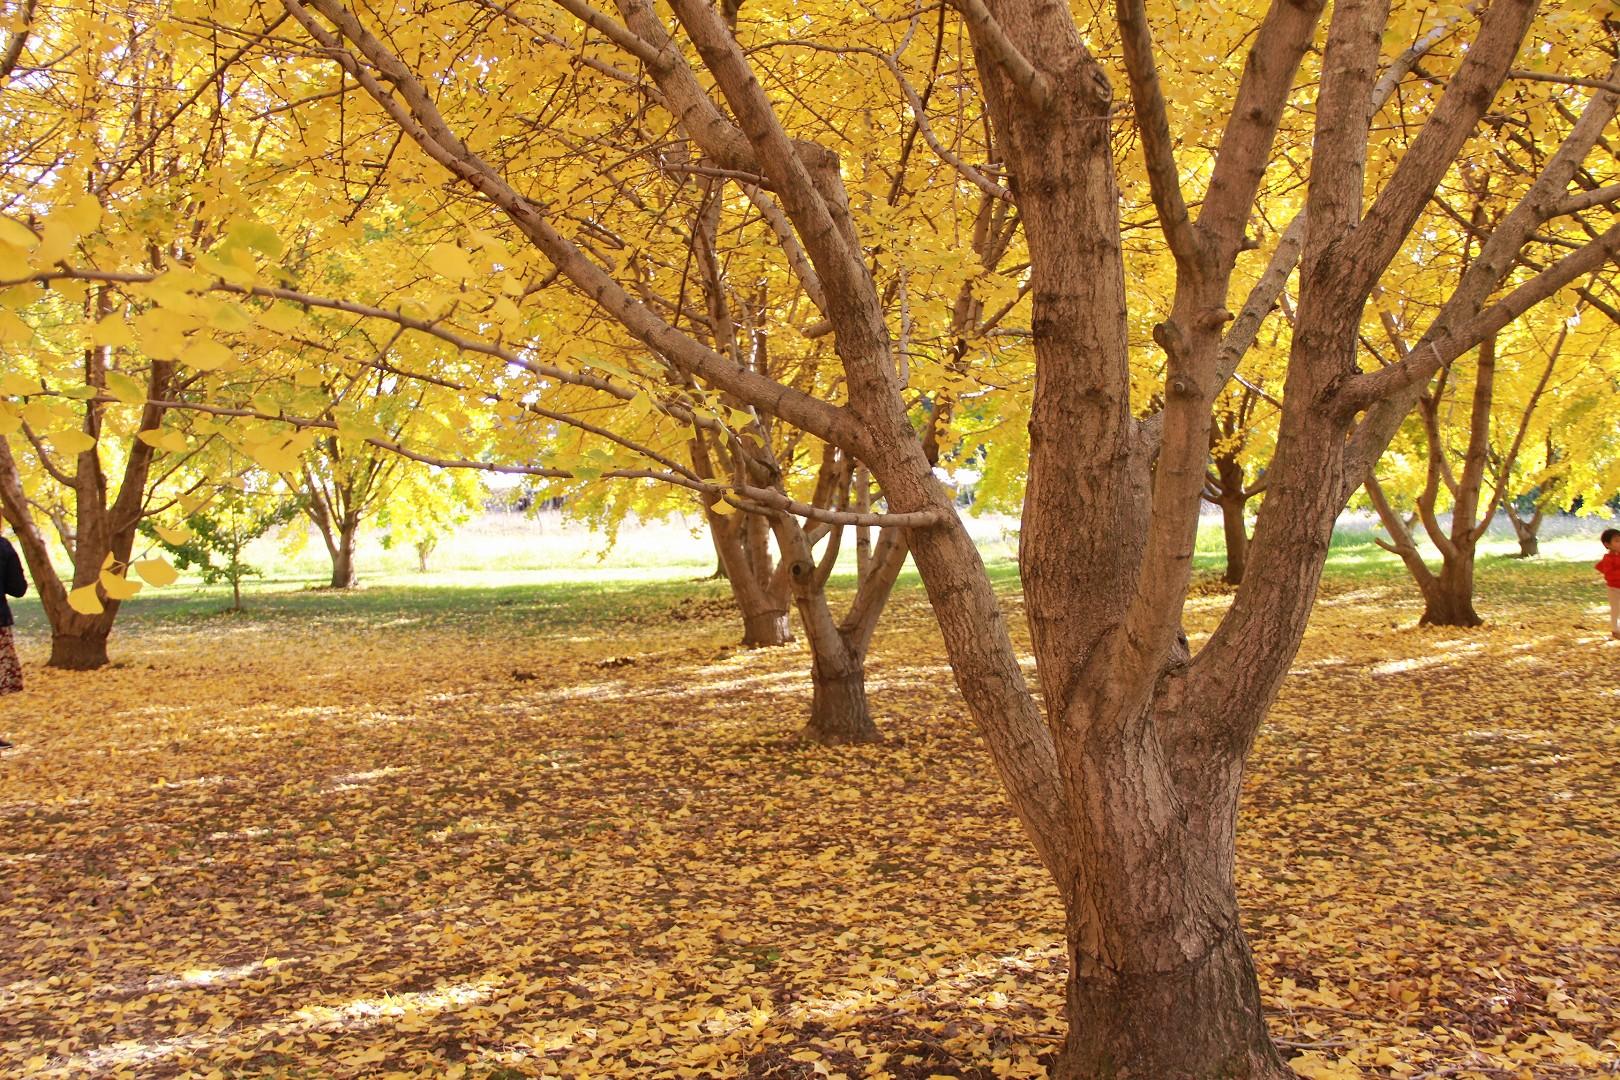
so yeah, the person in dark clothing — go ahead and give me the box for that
[1,524,27,747]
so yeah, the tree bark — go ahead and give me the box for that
[1058,918,1287,1080]
[740,604,792,647]
[804,642,878,746]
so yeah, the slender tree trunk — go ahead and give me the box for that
[709,511,793,647]
[1219,496,1249,585]
[330,519,359,589]
[777,517,886,746]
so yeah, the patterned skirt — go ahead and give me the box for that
[0,626,22,695]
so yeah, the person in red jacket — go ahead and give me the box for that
[1598,528,1620,640]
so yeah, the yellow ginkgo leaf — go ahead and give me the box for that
[0,216,37,250]
[99,570,143,601]
[153,525,192,546]
[89,319,135,348]
[66,584,104,615]
[51,429,97,454]
[133,558,179,587]
[0,372,39,396]
[104,371,146,405]
[427,243,476,280]
[179,338,233,372]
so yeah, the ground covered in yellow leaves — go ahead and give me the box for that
[1,562,1617,1079]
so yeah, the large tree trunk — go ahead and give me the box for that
[1058,910,1286,1080]
[49,630,112,671]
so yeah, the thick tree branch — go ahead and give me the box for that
[949,0,1051,108]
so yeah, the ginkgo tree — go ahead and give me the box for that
[0,9,284,668]
[1361,301,1617,625]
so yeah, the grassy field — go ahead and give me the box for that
[1,513,1617,1079]
[7,510,1615,638]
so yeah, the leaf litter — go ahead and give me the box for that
[0,573,1616,1078]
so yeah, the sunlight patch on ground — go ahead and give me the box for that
[39,980,493,1078]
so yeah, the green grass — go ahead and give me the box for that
[6,513,1611,639]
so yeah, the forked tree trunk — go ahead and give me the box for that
[709,510,794,647]
[1508,505,1542,558]
[776,511,907,747]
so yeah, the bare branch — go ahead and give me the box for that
[1115,0,1197,265]
[73,394,947,529]
[1509,68,1620,95]
[1341,220,1620,413]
